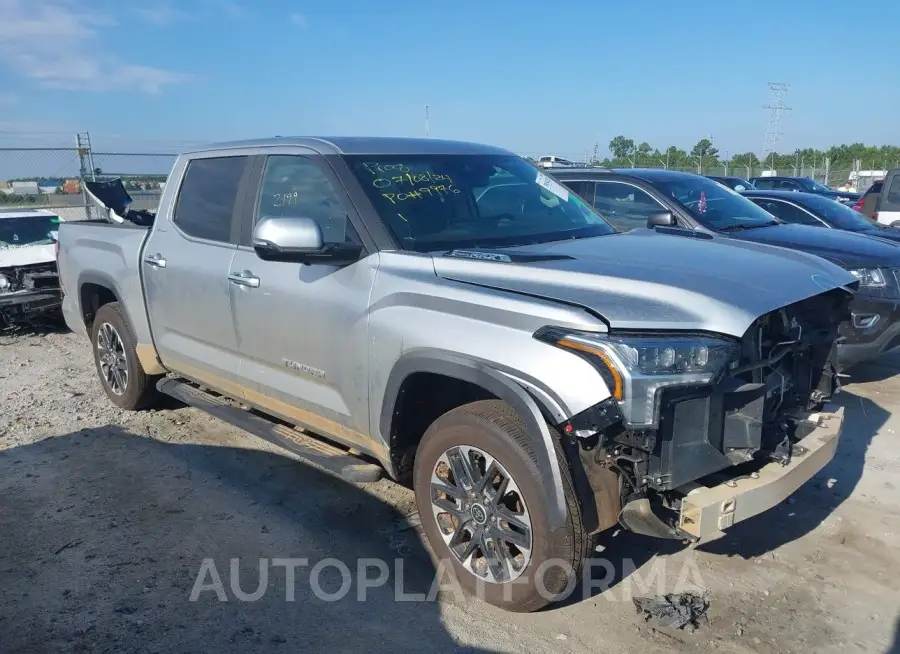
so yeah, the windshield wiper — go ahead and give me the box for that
[719,220,779,232]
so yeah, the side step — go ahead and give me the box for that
[156,378,382,483]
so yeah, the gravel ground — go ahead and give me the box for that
[1,327,899,653]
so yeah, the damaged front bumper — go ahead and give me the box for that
[676,404,842,540]
[0,288,62,322]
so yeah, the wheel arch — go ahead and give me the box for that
[380,350,570,531]
[77,271,165,375]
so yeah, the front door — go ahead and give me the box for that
[229,153,377,450]
[142,153,251,393]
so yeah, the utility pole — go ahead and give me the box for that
[762,82,791,171]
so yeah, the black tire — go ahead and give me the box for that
[413,399,587,612]
[90,302,161,410]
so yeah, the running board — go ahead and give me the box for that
[156,378,382,483]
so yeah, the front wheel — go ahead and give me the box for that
[413,400,587,612]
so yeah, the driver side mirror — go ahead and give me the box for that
[647,211,676,228]
[252,216,362,265]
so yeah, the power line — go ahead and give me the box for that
[762,82,791,167]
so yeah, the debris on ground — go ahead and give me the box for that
[633,591,711,632]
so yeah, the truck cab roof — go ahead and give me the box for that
[185,136,510,156]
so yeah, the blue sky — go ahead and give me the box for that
[0,0,898,156]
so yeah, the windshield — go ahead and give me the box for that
[344,154,616,251]
[798,194,877,231]
[646,176,779,231]
[0,216,59,248]
[798,178,833,193]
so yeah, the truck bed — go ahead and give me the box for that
[56,220,154,350]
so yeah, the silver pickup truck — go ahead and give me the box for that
[57,137,855,612]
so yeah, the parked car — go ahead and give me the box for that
[58,137,853,612]
[0,208,64,327]
[852,179,882,219]
[706,175,755,191]
[742,189,900,240]
[749,176,861,205]
[869,168,900,228]
[549,167,900,370]
[536,155,576,168]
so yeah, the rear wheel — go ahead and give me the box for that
[413,399,587,612]
[91,302,161,410]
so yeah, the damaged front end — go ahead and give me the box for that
[0,262,63,327]
[544,286,852,541]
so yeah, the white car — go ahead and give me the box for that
[537,155,576,169]
[0,208,64,326]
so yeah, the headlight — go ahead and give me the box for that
[536,328,740,428]
[0,274,9,292]
[849,268,886,288]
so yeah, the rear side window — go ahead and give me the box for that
[866,181,883,195]
[753,179,776,190]
[173,156,248,242]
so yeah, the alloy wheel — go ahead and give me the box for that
[97,322,128,395]
[430,445,532,583]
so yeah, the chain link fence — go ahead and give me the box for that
[0,147,176,222]
[523,152,892,193]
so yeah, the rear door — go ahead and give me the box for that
[876,171,900,226]
[228,150,378,449]
[142,152,252,393]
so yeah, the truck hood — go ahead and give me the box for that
[724,223,900,268]
[0,243,56,268]
[431,229,857,337]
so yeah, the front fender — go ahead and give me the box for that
[380,350,569,531]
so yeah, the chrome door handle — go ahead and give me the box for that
[144,253,167,268]
[228,271,260,288]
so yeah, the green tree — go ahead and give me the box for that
[608,135,635,160]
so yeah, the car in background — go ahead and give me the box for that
[852,179,882,219]
[750,176,861,205]
[706,175,755,191]
[742,189,900,243]
[537,155,576,168]
[0,208,64,327]
[548,167,900,370]
[868,169,900,228]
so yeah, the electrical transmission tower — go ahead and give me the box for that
[762,82,791,168]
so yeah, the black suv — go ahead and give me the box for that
[749,176,861,205]
[549,167,900,370]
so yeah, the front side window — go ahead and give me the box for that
[173,156,248,243]
[753,178,776,190]
[344,154,614,251]
[590,181,666,231]
[256,155,359,245]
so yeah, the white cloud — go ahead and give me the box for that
[0,0,189,93]
[289,13,307,28]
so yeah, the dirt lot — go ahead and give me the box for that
[1,328,899,653]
